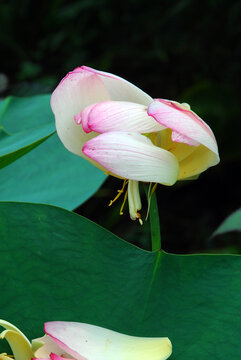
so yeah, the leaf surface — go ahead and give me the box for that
[0,202,240,360]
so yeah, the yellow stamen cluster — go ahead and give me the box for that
[108,179,158,224]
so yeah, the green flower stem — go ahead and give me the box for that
[149,190,161,251]
[144,184,161,251]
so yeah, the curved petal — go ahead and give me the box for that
[148,99,219,157]
[44,321,172,360]
[0,330,33,360]
[178,144,220,179]
[0,321,30,345]
[81,66,153,105]
[78,101,165,134]
[82,132,179,185]
[51,68,110,156]
[0,320,33,360]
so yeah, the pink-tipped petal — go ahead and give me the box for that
[51,68,110,156]
[82,132,179,185]
[79,101,165,134]
[78,104,96,133]
[45,321,172,360]
[80,66,153,105]
[148,99,219,156]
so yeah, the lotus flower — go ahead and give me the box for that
[51,66,219,222]
[0,320,172,360]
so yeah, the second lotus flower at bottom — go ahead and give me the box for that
[0,320,172,360]
[34,321,172,360]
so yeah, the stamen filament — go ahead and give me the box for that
[119,188,128,215]
[136,212,143,225]
[108,179,127,207]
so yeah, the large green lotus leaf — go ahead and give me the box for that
[0,95,56,169]
[0,135,106,209]
[0,202,240,360]
[212,208,241,237]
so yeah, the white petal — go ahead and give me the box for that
[51,68,110,156]
[82,132,179,185]
[81,66,153,105]
[45,322,172,360]
[79,101,164,134]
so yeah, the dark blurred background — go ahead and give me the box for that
[0,0,240,253]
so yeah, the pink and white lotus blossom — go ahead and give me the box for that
[0,320,172,360]
[51,66,219,222]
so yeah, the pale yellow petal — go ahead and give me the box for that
[0,330,33,360]
[159,129,196,162]
[178,144,220,179]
